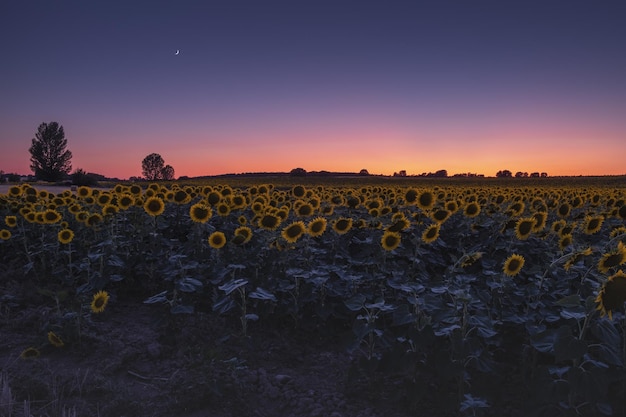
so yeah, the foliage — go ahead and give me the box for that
[29,122,72,181]
[1,178,625,415]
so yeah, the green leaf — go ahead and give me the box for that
[249,287,277,301]
[555,294,581,308]
[218,278,248,295]
[345,294,366,311]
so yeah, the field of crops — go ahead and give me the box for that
[1,178,626,416]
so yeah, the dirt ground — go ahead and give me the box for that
[0,280,451,417]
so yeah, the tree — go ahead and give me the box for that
[29,122,72,181]
[290,167,307,177]
[359,169,370,176]
[142,153,165,180]
[496,170,512,178]
[161,164,175,181]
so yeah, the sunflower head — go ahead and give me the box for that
[91,290,110,314]
[190,203,212,223]
[558,234,573,251]
[233,226,253,244]
[58,229,74,244]
[597,242,626,274]
[515,217,536,240]
[20,347,40,359]
[258,213,281,231]
[503,254,525,277]
[307,217,327,237]
[208,231,227,249]
[143,197,165,217]
[596,270,626,320]
[583,215,604,235]
[4,216,17,227]
[463,202,481,218]
[332,217,353,235]
[421,224,440,244]
[48,331,64,347]
[416,191,435,210]
[281,221,306,243]
[0,229,11,240]
[381,231,401,251]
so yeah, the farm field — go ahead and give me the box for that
[1,177,626,417]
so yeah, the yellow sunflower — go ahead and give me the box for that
[307,217,327,237]
[5,215,17,227]
[189,203,212,223]
[558,234,573,251]
[90,290,110,313]
[583,215,604,235]
[416,191,435,210]
[515,217,536,240]
[597,242,626,274]
[431,209,451,224]
[381,231,401,251]
[19,347,40,359]
[43,209,62,224]
[556,203,571,218]
[258,213,281,231]
[421,224,440,244]
[216,202,231,217]
[143,197,165,217]
[503,254,525,277]
[57,229,74,244]
[564,247,593,271]
[332,217,353,234]
[296,202,314,217]
[117,194,135,210]
[281,221,306,243]
[208,231,227,249]
[102,204,118,216]
[595,270,626,320]
[233,226,253,244]
[463,202,481,218]
[47,331,64,347]
[0,229,11,240]
[85,213,103,227]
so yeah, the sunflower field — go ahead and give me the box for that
[1,178,626,416]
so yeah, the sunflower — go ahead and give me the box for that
[237,215,247,225]
[233,226,253,244]
[583,215,604,235]
[296,202,314,217]
[381,231,401,251]
[0,229,11,240]
[332,217,353,234]
[531,212,547,232]
[404,188,418,204]
[416,191,435,210]
[463,202,481,218]
[5,215,17,227]
[596,270,626,320]
[387,217,411,232]
[48,331,64,347]
[58,229,74,244]
[102,204,118,216]
[431,209,451,224]
[258,213,281,231]
[43,209,62,224]
[214,202,230,217]
[610,226,626,239]
[8,185,22,197]
[173,190,191,204]
[558,234,573,251]
[461,252,483,268]
[551,219,566,234]
[19,347,40,359]
[421,224,440,244]
[306,217,327,237]
[515,217,536,240]
[597,243,626,274]
[208,231,227,249]
[503,254,525,277]
[85,213,103,227]
[292,185,306,198]
[189,203,212,223]
[90,290,110,313]
[281,221,306,243]
[117,194,135,210]
[557,203,571,218]
[564,247,593,271]
[143,197,165,217]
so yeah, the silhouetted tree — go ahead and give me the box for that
[530,172,540,178]
[162,164,175,180]
[142,153,165,180]
[290,167,307,177]
[71,168,99,186]
[496,170,512,178]
[29,122,72,181]
[540,172,548,178]
[359,169,370,176]
[434,169,448,178]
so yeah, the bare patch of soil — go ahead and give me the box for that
[0,283,447,417]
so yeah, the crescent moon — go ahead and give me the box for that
[175,50,180,55]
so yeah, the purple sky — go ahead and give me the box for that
[1,0,625,179]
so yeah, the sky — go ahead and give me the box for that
[1,0,625,179]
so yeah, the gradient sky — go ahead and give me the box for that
[1,0,625,179]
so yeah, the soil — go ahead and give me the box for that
[0,279,453,417]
